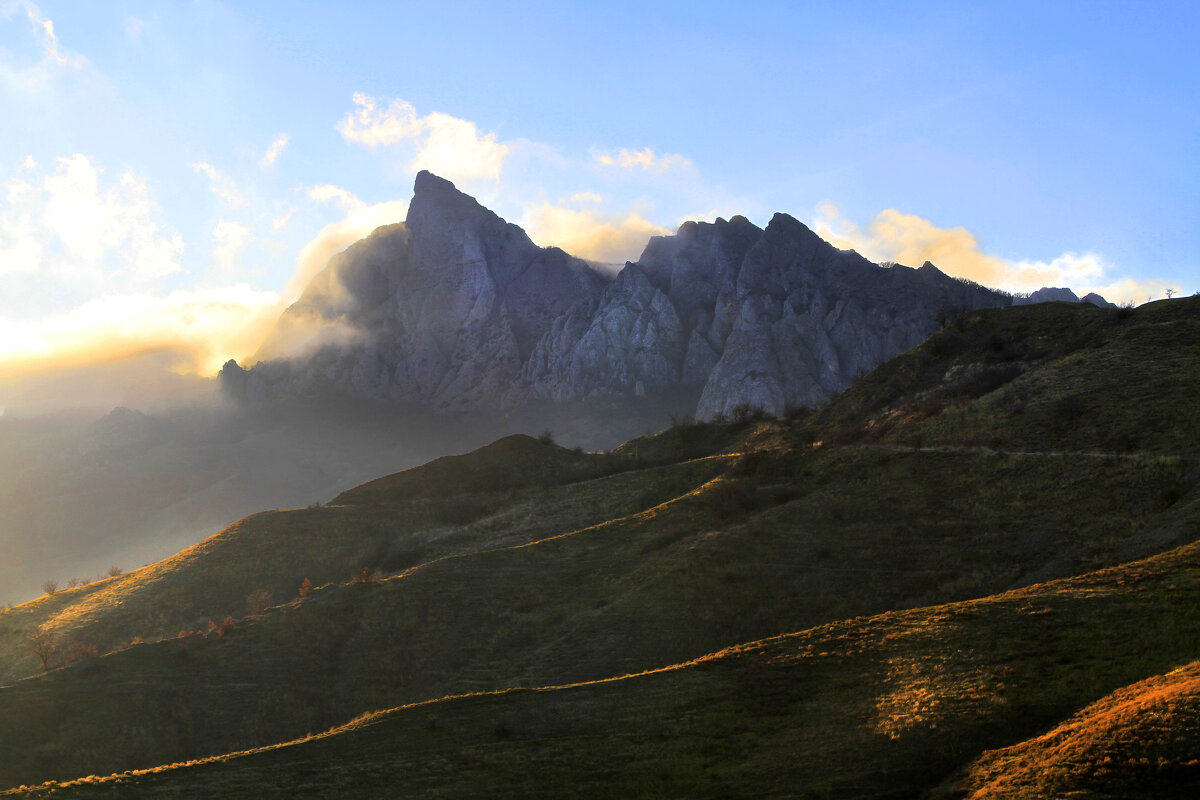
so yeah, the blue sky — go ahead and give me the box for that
[1,0,1196,381]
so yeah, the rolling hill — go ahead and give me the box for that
[0,297,1197,796]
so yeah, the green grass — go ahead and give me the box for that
[0,440,1193,790]
[10,531,1200,798]
[0,296,1198,795]
[805,297,1200,455]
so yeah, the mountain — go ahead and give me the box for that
[1014,286,1117,308]
[221,171,1010,419]
[3,296,1198,796]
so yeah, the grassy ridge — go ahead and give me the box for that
[806,297,1200,455]
[936,661,1200,799]
[10,528,1200,798]
[0,440,1191,789]
[0,437,725,683]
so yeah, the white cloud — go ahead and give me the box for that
[336,93,423,146]
[260,134,289,167]
[0,153,184,288]
[592,147,692,174]
[19,155,36,170]
[211,220,251,275]
[522,202,668,264]
[568,191,604,207]
[813,202,1164,305]
[336,93,510,184]
[308,184,363,214]
[190,162,248,210]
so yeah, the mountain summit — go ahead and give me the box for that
[222,172,1009,417]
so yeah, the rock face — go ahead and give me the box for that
[222,172,1011,418]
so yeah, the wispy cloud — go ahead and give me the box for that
[190,162,248,210]
[813,202,1165,305]
[23,1,83,68]
[337,93,510,184]
[592,147,691,174]
[0,0,85,90]
[259,134,289,167]
[270,208,294,232]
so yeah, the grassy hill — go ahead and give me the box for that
[804,296,1200,455]
[8,525,1200,798]
[0,297,1197,795]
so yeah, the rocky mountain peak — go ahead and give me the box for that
[227,172,1013,422]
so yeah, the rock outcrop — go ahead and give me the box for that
[222,172,1011,419]
[1013,286,1115,308]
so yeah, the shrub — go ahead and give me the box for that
[298,577,313,598]
[26,629,58,671]
[731,449,770,477]
[106,565,123,578]
[41,580,59,596]
[350,566,382,585]
[64,640,100,664]
[245,589,273,616]
[730,403,769,424]
[536,429,555,445]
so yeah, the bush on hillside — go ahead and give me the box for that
[25,629,58,671]
[245,590,273,617]
[350,566,382,585]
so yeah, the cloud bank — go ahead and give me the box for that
[522,200,668,265]
[1,153,184,291]
[0,284,281,382]
[813,203,1165,305]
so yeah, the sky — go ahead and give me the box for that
[0,0,1197,397]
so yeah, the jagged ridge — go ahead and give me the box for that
[222,172,1011,417]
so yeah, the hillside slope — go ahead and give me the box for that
[10,528,1200,799]
[0,297,1197,794]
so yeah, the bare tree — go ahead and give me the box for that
[26,629,58,671]
[1165,288,1176,299]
